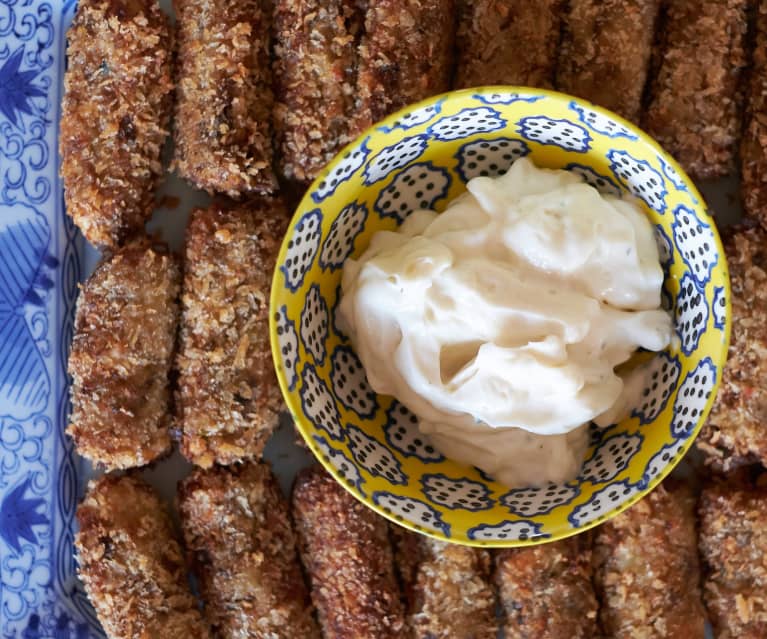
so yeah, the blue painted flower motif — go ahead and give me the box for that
[421,473,493,511]
[378,99,445,132]
[568,479,639,528]
[500,483,579,517]
[372,491,451,536]
[0,205,54,422]
[516,116,592,152]
[0,46,46,130]
[1,475,49,554]
[670,357,716,439]
[568,101,637,139]
[313,434,366,496]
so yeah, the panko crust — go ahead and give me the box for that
[173,0,277,197]
[60,0,173,249]
[273,0,362,183]
[75,474,210,639]
[699,475,767,638]
[593,479,706,639]
[494,535,598,639]
[643,0,748,180]
[292,466,405,639]
[67,238,179,471]
[352,0,455,133]
[176,199,286,468]
[697,225,767,472]
[454,0,562,89]
[178,463,320,639]
[556,0,660,122]
[740,0,767,227]
[391,525,497,639]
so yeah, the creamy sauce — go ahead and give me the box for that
[338,158,672,487]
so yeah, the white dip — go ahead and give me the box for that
[338,157,673,487]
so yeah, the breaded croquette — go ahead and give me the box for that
[699,475,767,638]
[593,479,706,638]
[176,199,286,468]
[454,0,562,89]
[391,525,497,639]
[273,0,361,183]
[697,225,767,472]
[68,239,179,470]
[556,0,660,122]
[60,0,173,249]
[643,0,748,180]
[178,463,320,639]
[494,536,598,639]
[352,0,456,133]
[292,466,405,639]
[173,0,277,197]
[740,0,767,226]
[76,475,210,639]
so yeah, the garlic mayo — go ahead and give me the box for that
[338,158,672,487]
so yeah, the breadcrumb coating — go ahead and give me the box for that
[67,239,179,471]
[593,479,706,639]
[697,225,767,472]
[740,0,767,227]
[273,0,361,183]
[76,474,210,639]
[644,0,748,180]
[173,0,276,197]
[699,475,767,638]
[176,199,286,468]
[556,0,660,122]
[494,536,598,639]
[292,466,405,639]
[391,525,497,639]
[178,463,320,639]
[454,0,562,89]
[60,0,173,250]
[352,0,455,132]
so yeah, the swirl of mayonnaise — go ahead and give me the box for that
[338,158,672,487]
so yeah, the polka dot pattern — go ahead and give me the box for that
[608,150,667,213]
[421,474,493,511]
[501,484,579,516]
[675,273,709,356]
[713,286,726,330]
[671,357,716,439]
[468,520,549,542]
[330,345,378,419]
[300,284,328,365]
[299,363,343,441]
[313,434,366,495]
[313,141,371,202]
[428,107,506,141]
[380,101,443,131]
[374,162,450,223]
[671,204,718,287]
[473,92,543,105]
[280,209,321,292]
[517,116,591,152]
[274,305,298,391]
[580,433,643,484]
[455,138,529,181]
[383,401,443,462]
[569,101,636,139]
[633,353,682,425]
[655,225,674,268]
[364,135,428,184]
[319,202,367,271]
[347,424,406,485]
[568,480,640,528]
[373,492,450,536]
[641,439,685,488]
[566,163,622,196]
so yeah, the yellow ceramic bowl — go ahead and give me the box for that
[269,87,730,546]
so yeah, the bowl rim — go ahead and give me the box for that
[269,85,732,547]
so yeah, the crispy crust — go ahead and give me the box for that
[60,0,173,249]
[740,0,767,226]
[696,225,767,472]
[593,479,706,638]
[391,525,497,639]
[75,474,210,639]
[173,0,276,197]
[555,0,660,122]
[351,0,455,132]
[494,535,597,639]
[178,463,320,639]
[292,466,405,639]
[273,0,361,183]
[67,239,179,470]
[454,0,562,89]
[699,475,767,638]
[176,199,286,468]
[643,0,748,180]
